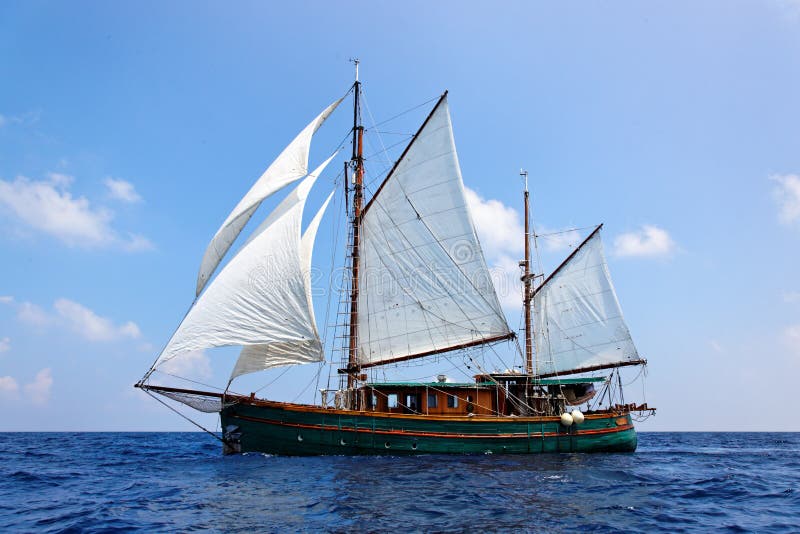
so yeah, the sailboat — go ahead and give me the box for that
[136,65,655,455]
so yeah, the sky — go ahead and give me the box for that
[1,1,799,431]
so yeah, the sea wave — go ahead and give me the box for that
[1,432,799,532]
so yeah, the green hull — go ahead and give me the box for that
[220,401,637,455]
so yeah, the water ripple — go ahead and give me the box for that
[1,432,799,531]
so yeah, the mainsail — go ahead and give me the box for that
[356,94,512,368]
[152,160,335,382]
[533,226,641,377]
[196,97,342,296]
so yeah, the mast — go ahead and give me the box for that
[521,170,534,375]
[347,59,363,390]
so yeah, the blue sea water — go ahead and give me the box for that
[0,432,798,532]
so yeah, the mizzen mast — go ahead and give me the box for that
[347,58,363,390]
[520,169,534,375]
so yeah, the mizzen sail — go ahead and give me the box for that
[533,227,641,377]
[356,94,512,368]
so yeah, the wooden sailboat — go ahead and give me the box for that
[136,65,654,455]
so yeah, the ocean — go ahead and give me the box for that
[1,432,798,532]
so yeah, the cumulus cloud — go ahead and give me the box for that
[14,297,141,342]
[104,177,142,203]
[0,174,152,251]
[614,225,676,258]
[464,187,523,258]
[53,298,141,342]
[0,337,10,353]
[771,174,800,226]
[0,295,13,304]
[465,188,524,310]
[0,369,52,404]
[464,187,596,311]
[17,301,52,326]
[159,351,212,380]
[0,375,19,399]
[23,368,53,405]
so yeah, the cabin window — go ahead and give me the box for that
[427,392,438,408]
[447,394,459,408]
[371,393,378,408]
[405,394,419,412]
[388,393,398,408]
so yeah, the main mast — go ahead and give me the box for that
[521,170,534,375]
[347,59,363,390]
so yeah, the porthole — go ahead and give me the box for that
[297,434,303,442]
[340,439,347,446]
[384,441,391,449]
[411,442,418,450]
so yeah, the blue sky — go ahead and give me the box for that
[1,1,799,431]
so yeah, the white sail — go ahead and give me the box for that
[356,95,511,367]
[230,189,335,381]
[196,98,342,296]
[155,172,326,379]
[533,229,640,376]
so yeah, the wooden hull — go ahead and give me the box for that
[220,400,637,455]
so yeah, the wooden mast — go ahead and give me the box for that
[347,60,363,390]
[521,170,534,375]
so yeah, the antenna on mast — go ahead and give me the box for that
[349,57,360,82]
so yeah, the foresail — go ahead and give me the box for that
[533,228,640,376]
[196,97,342,296]
[230,188,335,381]
[154,172,325,381]
[356,95,511,368]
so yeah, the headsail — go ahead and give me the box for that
[196,97,342,296]
[356,94,512,368]
[153,169,330,381]
[533,226,642,377]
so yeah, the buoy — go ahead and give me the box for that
[560,412,574,426]
[571,409,585,425]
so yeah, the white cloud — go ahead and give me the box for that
[0,369,54,405]
[17,301,52,326]
[0,337,9,353]
[614,225,676,258]
[0,295,13,304]
[23,368,53,405]
[0,375,19,399]
[0,110,40,127]
[464,187,524,259]
[47,172,74,188]
[488,255,523,310]
[159,351,212,380]
[771,174,800,226]
[0,174,151,251]
[465,188,524,312]
[464,187,591,311]
[784,291,800,304]
[54,298,141,342]
[785,325,800,360]
[14,297,141,343]
[104,177,142,203]
[121,233,155,252]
